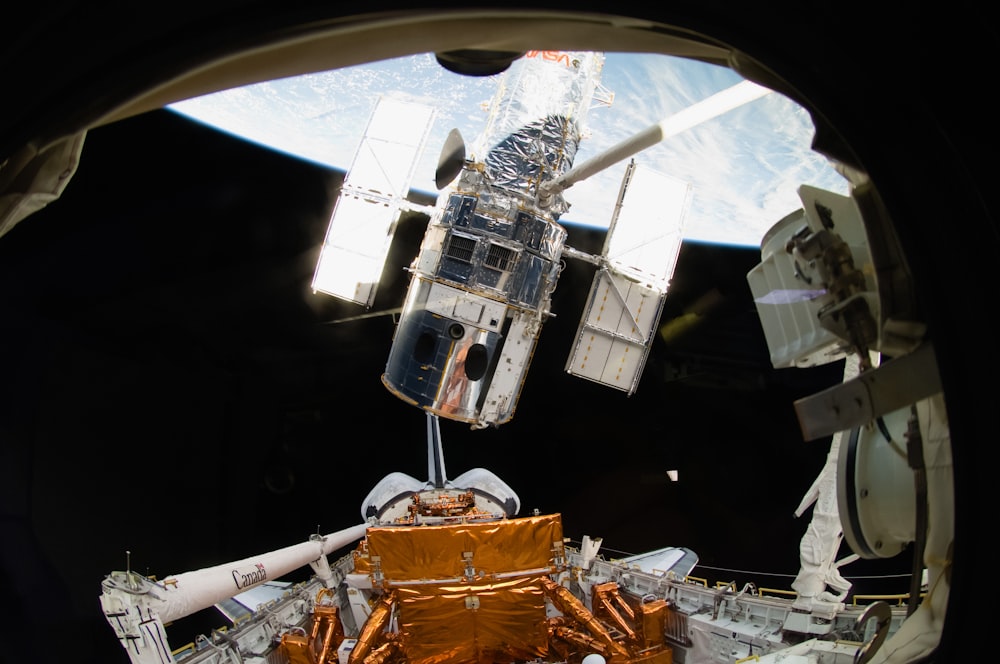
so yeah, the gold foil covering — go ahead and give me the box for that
[638,600,668,650]
[633,649,673,664]
[397,576,548,663]
[365,514,562,581]
[363,515,563,663]
[280,604,344,664]
[349,595,395,664]
[280,633,314,664]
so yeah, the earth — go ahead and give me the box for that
[170,51,848,248]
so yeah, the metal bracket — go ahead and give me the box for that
[794,342,941,441]
[854,601,892,664]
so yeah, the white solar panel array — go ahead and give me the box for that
[312,96,435,307]
[565,160,690,394]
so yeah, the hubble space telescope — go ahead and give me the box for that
[95,48,955,664]
[311,50,766,429]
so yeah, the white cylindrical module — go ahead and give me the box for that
[154,523,368,623]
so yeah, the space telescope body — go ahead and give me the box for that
[313,50,690,428]
[99,49,947,664]
[381,51,602,427]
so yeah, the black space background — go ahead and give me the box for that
[0,109,912,661]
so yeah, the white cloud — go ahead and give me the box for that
[170,52,848,248]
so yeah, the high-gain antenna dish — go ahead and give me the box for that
[435,128,466,189]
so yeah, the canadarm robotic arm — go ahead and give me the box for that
[99,524,367,664]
